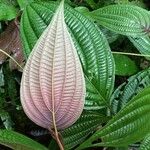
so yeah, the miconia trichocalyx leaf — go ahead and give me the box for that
[20,0,86,130]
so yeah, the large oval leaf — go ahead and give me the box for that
[77,86,150,149]
[20,1,85,130]
[20,1,115,109]
[90,4,150,37]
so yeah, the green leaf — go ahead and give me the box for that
[17,0,34,10]
[0,111,14,130]
[48,139,59,150]
[0,3,17,21]
[111,69,150,114]
[90,4,150,37]
[100,27,120,44]
[0,129,48,150]
[77,86,150,149]
[113,54,138,76]
[3,64,18,106]
[20,1,115,108]
[84,76,108,110]
[85,0,96,9]
[129,36,150,60]
[61,111,110,149]
[140,133,150,150]
[74,6,93,21]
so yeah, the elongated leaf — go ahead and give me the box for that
[77,86,150,149]
[140,133,150,150]
[20,1,85,130]
[0,129,48,150]
[61,111,110,149]
[113,54,138,76]
[91,4,150,37]
[111,69,150,114]
[129,36,150,60]
[20,1,115,108]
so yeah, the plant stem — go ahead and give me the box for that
[112,51,150,57]
[52,112,64,150]
[0,49,23,70]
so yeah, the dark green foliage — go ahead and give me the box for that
[61,111,110,149]
[0,0,150,150]
[77,86,150,149]
[140,134,150,150]
[111,69,150,114]
[113,54,138,76]
[0,129,48,150]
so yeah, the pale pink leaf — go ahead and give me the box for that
[20,1,85,130]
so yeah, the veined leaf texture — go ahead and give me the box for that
[20,0,85,131]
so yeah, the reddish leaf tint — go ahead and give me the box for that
[0,20,24,70]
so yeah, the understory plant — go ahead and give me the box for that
[0,0,150,150]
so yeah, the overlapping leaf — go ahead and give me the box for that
[113,54,138,76]
[129,36,150,60]
[77,86,150,149]
[20,1,115,109]
[0,21,24,70]
[0,3,17,21]
[140,133,150,150]
[0,129,48,150]
[90,4,150,37]
[111,69,150,114]
[61,111,109,149]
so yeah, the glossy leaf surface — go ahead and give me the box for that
[140,133,150,150]
[61,111,110,149]
[77,87,150,149]
[111,69,150,114]
[91,4,150,37]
